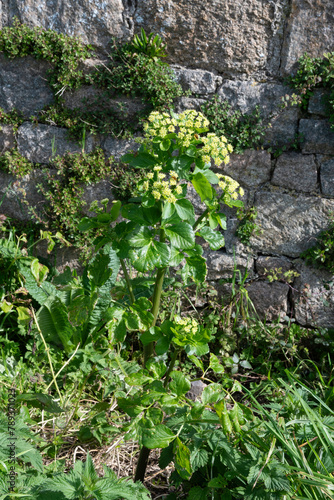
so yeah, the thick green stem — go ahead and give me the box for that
[120,258,135,305]
[193,207,210,230]
[136,230,166,483]
[143,228,166,367]
[163,348,179,388]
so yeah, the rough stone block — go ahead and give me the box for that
[17,122,95,164]
[299,119,334,155]
[171,66,220,94]
[0,54,54,117]
[0,169,46,221]
[101,137,140,161]
[217,81,299,145]
[0,125,15,152]
[81,179,114,215]
[281,0,334,76]
[251,191,334,257]
[217,149,271,189]
[63,86,147,121]
[320,158,334,197]
[271,152,318,193]
[246,281,289,321]
[135,0,288,78]
[308,89,331,117]
[205,252,254,281]
[256,256,292,276]
[292,260,334,328]
[1,0,132,51]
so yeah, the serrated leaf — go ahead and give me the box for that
[164,222,195,250]
[192,172,213,202]
[36,295,75,354]
[142,424,175,449]
[174,437,192,480]
[209,353,225,374]
[202,383,225,405]
[198,226,225,250]
[190,448,209,470]
[169,371,191,397]
[175,199,195,224]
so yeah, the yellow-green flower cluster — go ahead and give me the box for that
[143,109,209,145]
[216,174,244,199]
[174,315,199,334]
[139,166,184,204]
[201,133,233,166]
[176,110,210,146]
[143,111,178,138]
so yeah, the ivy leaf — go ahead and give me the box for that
[192,172,213,202]
[164,222,195,250]
[198,226,225,250]
[142,424,175,449]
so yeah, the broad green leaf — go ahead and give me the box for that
[16,393,64,413]
[30,259,48,284]
[121,151,157,168]
[173,437,192,480]
[142,424,175,449]
[209,353,225,374]
[198,226,225,250]
[190,448,209,470]
[169,246,184,266]
[187,486,211,500]
[146,358,167,378]
[128,226,153,248]
[192,172,213,202]
[16,307,31,325]
[160,138,171,151]
[169,371,191,397]
[140,326,162,345]
[130,240,170,272]
[36,296,75,354]
[175,199,195,224]
[88,253,112,287]
[164,222,195,250]
[167,155,193,178]
[184,255,207,283]
[78,216,99,231]
[162,201,175,220]
[202,383,225,404]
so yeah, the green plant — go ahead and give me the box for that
[0,148,35,177]
[88,45,184,110]
[200,96,266,153]
[0,107,24,131]
[301,215,334,273]
[0,18,93,94]
[235,206,261,244]
[0,443,151,500]
[75,108,244,482]
[124,28,167,59]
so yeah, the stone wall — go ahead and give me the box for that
[1,0,334,328]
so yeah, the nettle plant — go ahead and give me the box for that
[79,109,245,483]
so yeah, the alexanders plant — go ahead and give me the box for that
[77,108,245,482]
